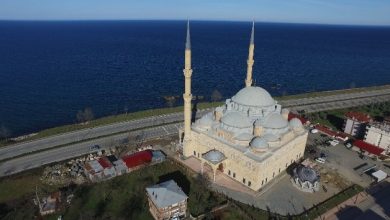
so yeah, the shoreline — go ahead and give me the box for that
[2,84,390,147]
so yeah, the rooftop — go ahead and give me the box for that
[353,140,384,156]
[345,111,371,123]
[146,180,188,209]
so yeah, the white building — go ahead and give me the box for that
[180,22,308,191]
[365,121,390,153]
[146,180,188,220]
[343,112,372,138]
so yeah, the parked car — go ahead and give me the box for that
[320,152,327,159]
[311,129,319,134]
[89,145,100,151]
[315,157,326,163]
[329,139,339,146]
[345,142,353,149]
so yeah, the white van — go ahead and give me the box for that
[315,157,326,163]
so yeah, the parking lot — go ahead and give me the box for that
[306,132,390,188]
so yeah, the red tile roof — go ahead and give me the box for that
[345,112,371,123]
[98,157,112,169]
[314,124,338,137]
[353,140,384,156]
[122,150,153,169]
[288,113,309,124]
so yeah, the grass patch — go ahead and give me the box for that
[275,84,390,101]
[295,185,364,219]
[0,169,47,203]
[62,160,226,219]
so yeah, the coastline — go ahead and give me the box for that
[2,84,390,147]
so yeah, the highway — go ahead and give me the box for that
[0,123,182,177]
[0,87,389,177]
[0,109,208,161]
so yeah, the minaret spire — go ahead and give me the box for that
[183,20,193,140]
[245,21,255,87]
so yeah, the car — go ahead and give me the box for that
[90,145,100,151]
[311,129,319,134]
[345,142,352,149]
[320,152,327,158]
[315,157,326,163]
[329,139,339,146]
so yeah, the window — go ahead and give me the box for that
[248,181,251,187]
[261,180,264,185]
[266,178,268,183]
[193,151,196,156]
[279,168,281,173]
[273,172,275,178]
[233,173,236,178]
[243,178,246,184]
[228,170,231,175]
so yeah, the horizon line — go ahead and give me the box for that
[1,18,390,28]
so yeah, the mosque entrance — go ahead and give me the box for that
[218,163,224,172]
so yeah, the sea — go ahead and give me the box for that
[1,20,390,136]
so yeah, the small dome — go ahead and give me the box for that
[203,150,225,163]
[221,112,252,128]
[263,133,280,142]
[250,137,269,151]
[197,113,214,127]
[231,86,275,107]
[263,113,288,129]
[289,118,303,129]
[295,166,319,184]
[235,133,253,141]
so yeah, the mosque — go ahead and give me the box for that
[180,22,308,191]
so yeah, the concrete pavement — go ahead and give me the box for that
[0,123,182,177]
[0,110,208,161]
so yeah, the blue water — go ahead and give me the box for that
[1,21,390,136]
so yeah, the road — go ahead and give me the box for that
[0,87,389,176]
[0,109,208,161]
[0,123,182,177]
[280,87,390,113]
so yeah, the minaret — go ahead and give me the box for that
[245,21,255,87]
[183,21,192,140]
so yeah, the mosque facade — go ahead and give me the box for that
[180,22,308,191]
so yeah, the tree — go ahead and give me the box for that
[83,107,94,122]
[0,125,11,140]
[211,89,222,102]
[76,107,94,123]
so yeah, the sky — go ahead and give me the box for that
[1,0,390,26]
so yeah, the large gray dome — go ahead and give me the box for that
[231,86,275,107]
[221,112,252,128]
[263,113,288,129]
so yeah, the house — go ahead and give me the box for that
[122,150,153,171]
[343,112,372,138]
[146,180,188,220]
[84,160,104,182]
[84,157,116,182]
[365,121,390,153]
